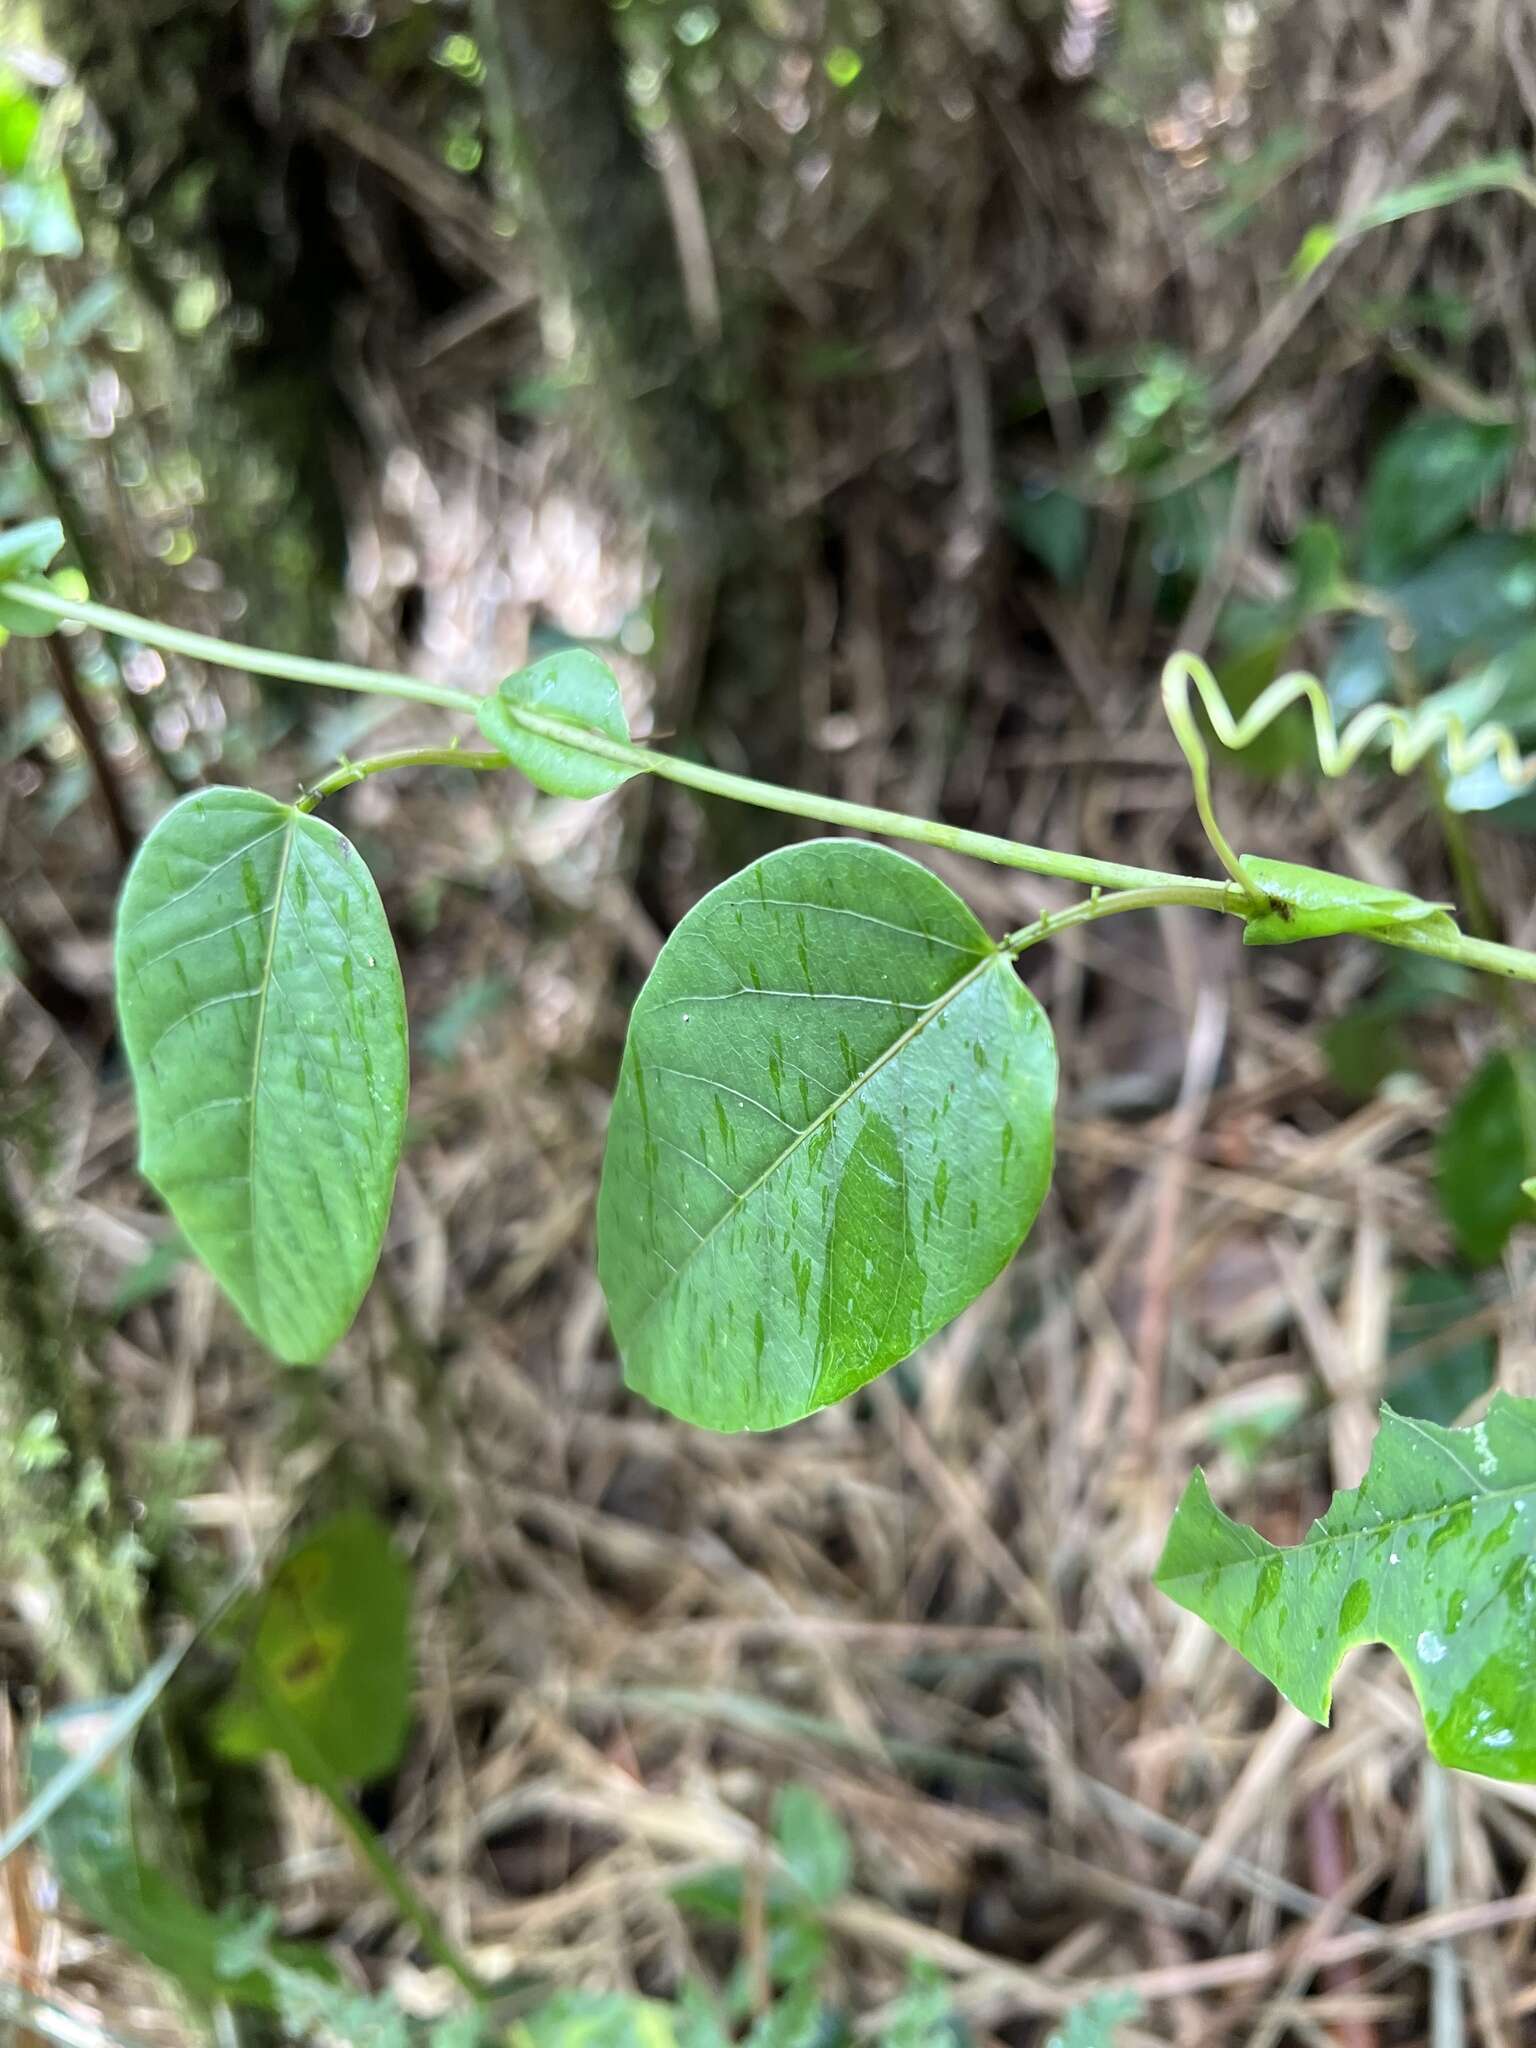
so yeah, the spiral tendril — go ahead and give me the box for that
[1160,650,1536,900]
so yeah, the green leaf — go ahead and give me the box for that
[30,1706,333,2009]
[773,1783,851,1906]
[1360,414,1515,582]
[115,788,408,1365]
[212,1510,412,1786]
[596,841,1057,1430]
[876,1963,959,2048]
[1387,1266,1495,1425]
[0,73,40,175]
[1003,483,1089,587]
[1292,155,1534,277]
[1045,1993,1142,2048]
[1156,1393,1536,1781]
[1328,532,1536,717]
[511,1991,684,2048]
[476,649,638,798]
[1435,1050,1536,1266]
[0,516,64,584]
[0,1644,185,1868]
[1237,856,1456,948]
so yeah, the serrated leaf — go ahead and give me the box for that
[1237,856,1456,947]
[1435,1049,1536,1266]
[1157,1393,1536,1781]
[596,841,1057,1430]
[1360,414,1514,582]
[476,648,638,798]
[30,1705,333,2009]
[773,1783,851,1906]
[115,788,408,1365]
[212,1510,411,1785]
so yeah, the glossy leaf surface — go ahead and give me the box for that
[1327,531,1536,717]
[477,648,638,798]
[213,1510,411,1785]
[1360,414,1514,582]
[30,1706,332,2009]
[1157,1393,1536,1781]
[116,788,408,1364]
[597,840,1057,1430]
[1435,1049,1536,1266]
[1238,855,1456,947]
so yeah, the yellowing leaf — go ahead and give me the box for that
[214,1511,412,1786]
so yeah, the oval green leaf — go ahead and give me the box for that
[476,647,638,798]
[212,1510,412,1786]
[1156,1393,1536,1781]
[596,840,1057,1431]
[116,787,408,1365]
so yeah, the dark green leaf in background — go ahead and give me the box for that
[1386,1266,1495,1425]
[477,648,639,798]
[1359,413,1514,583]
[213,1510,412,1786]
[597,841,1057,1430]
[1157,1393,1536,1780]
[1328,532,1536,717]
[1435,1049,1536,1266]
[1003,481,1089,587]
[115,789,408,1365]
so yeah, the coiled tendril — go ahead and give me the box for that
[1160,650,1536,900]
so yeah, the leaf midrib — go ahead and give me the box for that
[1162,1474,1536,1592]
[244,811,297,1331]
[628,942,1003,1348]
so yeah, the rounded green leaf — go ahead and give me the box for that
[596,840,1057,1431]
[476,648,638,798]
[1157,1394,1536,1782]
[115,788,408,1365]
[212,1511,412,1786]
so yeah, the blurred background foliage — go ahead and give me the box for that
[6,0,1536,2040]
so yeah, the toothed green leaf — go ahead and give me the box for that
[1157,1393,1536,1781]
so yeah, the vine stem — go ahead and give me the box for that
[11,581,1203,897]
[13,580,1536,984]
[250,1678,488,2005]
